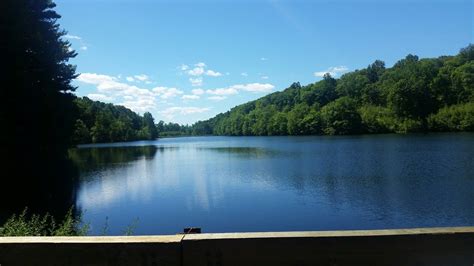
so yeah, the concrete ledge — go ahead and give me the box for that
[0,227,473,266]
[183,226,474,240]
[0,235,182,243]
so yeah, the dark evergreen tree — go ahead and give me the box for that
[0,0,78,214]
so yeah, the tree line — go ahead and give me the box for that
[191,45,474,136]
[72,97,199,144]
[156,121,192,137]
[72,97,158,144]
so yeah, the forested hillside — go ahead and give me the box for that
[72,97,158,144]
[192,45,474,136]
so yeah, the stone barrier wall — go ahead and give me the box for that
[0,227,473,266]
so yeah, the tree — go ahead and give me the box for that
[366,60,386,82]
[450,61,474,103]
[428,102,474,131]
[320,97,362,135]
[317,73,338,105]
[1,0,78,153]
[382,57,440,120]
[143,112,158,140]
[0,0,78,212]
[336,71,370,100]
[268,112,288,135]
[287,103,310,135]
[91,113,111,143]
[72,119,90,144]
[156,120,165,134]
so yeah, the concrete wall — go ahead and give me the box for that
[0,227,473,266]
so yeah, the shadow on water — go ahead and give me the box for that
[197,146,282,158]
[0,155,79,224]
[69,145,159,173]
[0,145,160,225]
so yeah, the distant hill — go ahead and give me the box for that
[192,45,474,136]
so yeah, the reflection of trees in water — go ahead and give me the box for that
[69,145,160,173]
[229,140,474,228]
[198,147,282,158]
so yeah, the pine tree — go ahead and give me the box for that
[0,0,78,211]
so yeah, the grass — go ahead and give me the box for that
[0,208,139,236]
[0,207,88,236]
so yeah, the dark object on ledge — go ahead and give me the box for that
[183,227,201,234]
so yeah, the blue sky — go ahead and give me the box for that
[56,0,473,125]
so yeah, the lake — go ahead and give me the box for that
[70,134,474,235]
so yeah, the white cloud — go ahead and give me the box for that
[206,70,222,77]
[192,88,204,95]
[260,57,268,61]
[77,73,116,85]
[120,99,156,113]
[152,86,183,99]
[183,62,222,88]
[64,34,89,52]
[208,96,227,101]
[189,77,203,87]
[64,34,82,40]
[261,76,269,80]
[314,66,349,77]
[134,74,149,81]
[241,72,248,77]
[203,83,275,99]
[206,88,238,95]
[182,95,200,100]
[77,73,157,112]
[231,83,274,93]
[126,76,135,82]
[87,93,114,101]
[188,67,205,76]
[77,73,184,113]
[160,107,210,119]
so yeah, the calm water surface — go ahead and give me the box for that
[70,134,474,235]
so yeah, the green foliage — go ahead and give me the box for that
[73,119,91,144]
[0,208,144,236]
[321,97,362,135]
[156,121,192,136]
[72,97,159,144]
[428,102,474,131]
[0,208,88,236]
[191,45,474,136]
[337,71,370,100]
[358,105,392,133]
[287,103,310,135]
[123,218,140,236]
[381,56,441,119]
